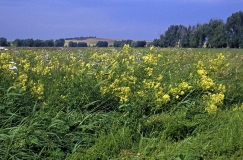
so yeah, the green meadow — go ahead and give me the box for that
[1,46,243,159]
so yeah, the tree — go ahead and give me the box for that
[13,39,23,47]
[96,41,108,47]
[0,37,10,46]
[152,39,160,47]
[68,41,73,47]
[44,40,54,47]
[54,39,65,47]
[77,42,87,47]
[205,19,227,48]
[226,11,243,48]
[162,25,186,47]
[131,41,137,47]
[25,38,34,47]
[189,24,207,48]
[68,41,76,47]
[34,39,44,47]
[136,41,146,47]
[180,26,193,47]
[114,40,133,47]
[161,25,187,47]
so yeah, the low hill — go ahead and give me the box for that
[65,38,120,46]
[65,38,152,46]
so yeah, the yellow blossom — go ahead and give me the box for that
[162,94,170,103]
[197,69,207,76]
[144,67,153,76]
[157,75,163,81]
[205,104,217,114]
[199,75,215,90]
[218,84,226,93]
[123,44,131,53]
[209,93,224,105]
[142,54,157,65]
[150,46,154,52]
[178,82,192,90]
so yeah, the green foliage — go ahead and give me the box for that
[68,41,78,47]
[226,11,243,48]
[113,40,133,47]
[12,39,54,47]
[206,19,227,48]
[54,39,65,47]
[0,37,10,46]
[153,11,243,48]
[1,47,243,159]
[77,42,88,47]
[163,25,187,47]
[96,41,108,47]
[132,40,146,47]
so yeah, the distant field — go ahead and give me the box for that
[65,38,152,46]
[65,38,121,46]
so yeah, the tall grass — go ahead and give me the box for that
[0,47,243,159]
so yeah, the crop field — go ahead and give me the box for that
[1,46,243,159]
[64,38,120,46]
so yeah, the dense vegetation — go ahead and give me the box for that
[153,11,243,48]
[68,41,88,47]
[10,39,65,47]
[1,46,243,159]
[65,36,96,40]
[0,37,10,47]
[96,41,108,47]
[114,40,147,48]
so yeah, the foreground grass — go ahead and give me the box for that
[0,47,243,159]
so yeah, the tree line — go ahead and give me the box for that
[11,39,65,47]
[153,11,243,48]
[0,37,10,46]
[69,40,147,48]
[68,41,88,47]
[65,36,96,40]
[114,40,146,47]
[0,38,66,47]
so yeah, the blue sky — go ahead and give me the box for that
[0,0,242,40]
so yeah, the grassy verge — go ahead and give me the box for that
[0,47,243,159]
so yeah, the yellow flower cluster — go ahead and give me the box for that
[1,48,232,115]
[19,59,30,72]
[14,73,28,92]
[142,79,160,89]
[233,103,243,111]
[114,87,131,103]
[0,53,11,70]
[197,69,207,76]
[144,67,153,76]
[204,93,224,114]
[195,59,227,114]
[142,54,157,65]
[169,81,192,99]
[199,75,215,90]
[209,53,226,72]
[30,80,44,100]
[123,44,131,53]
[196,62,215,91]
[31,56,44,75]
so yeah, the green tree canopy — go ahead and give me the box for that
[77,42,87,47]
[54,39,65,47]
[96,41,108,47]
[226,11,243,48]
[0,37,10,46]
